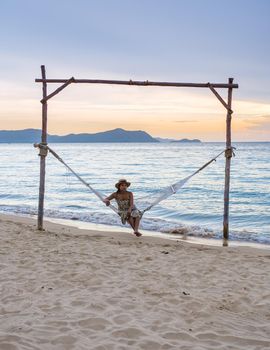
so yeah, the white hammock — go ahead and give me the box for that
[47,146,225,217]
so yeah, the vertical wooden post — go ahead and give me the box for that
[223,78,234,246]
[37,65,48,230]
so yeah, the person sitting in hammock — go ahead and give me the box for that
[103,179,142,237]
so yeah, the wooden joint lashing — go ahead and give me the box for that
[34,142,48,157]
[225,147,235,159]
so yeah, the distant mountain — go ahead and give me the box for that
[0,129,41,143]
[0,128,202,143]
[0,128,158,143]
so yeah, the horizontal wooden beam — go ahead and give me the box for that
[35,78,238,89]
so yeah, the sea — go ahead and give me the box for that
[0,142,269,244]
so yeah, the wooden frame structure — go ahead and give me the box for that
[35,65,238,246]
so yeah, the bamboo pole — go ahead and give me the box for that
[37,65,48,230]
[223,78,234,246]
[35,78,238,89]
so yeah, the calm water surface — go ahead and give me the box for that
[0,142,269,243]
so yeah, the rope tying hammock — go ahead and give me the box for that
[34,144,233,218]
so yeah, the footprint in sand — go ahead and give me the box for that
[113,314,132,325]
[51,335,77,346]
[112,327,146,339]
[78,317,111,331]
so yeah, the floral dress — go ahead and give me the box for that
[115,195,141,225]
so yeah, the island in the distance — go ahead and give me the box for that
[0,128,201,143]
[171,138,201,143]
[156,137,201,143]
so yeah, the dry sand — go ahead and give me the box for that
[0,213,270,350]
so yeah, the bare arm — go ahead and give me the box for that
[128,192,134,212]
[103,192,116,205]
[106,193,116,201]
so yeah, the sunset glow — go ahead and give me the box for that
[0,0,269,141]
[1,81,269,141]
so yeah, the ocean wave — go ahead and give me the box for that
[0,204,269,245]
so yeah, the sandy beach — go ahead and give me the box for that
[0,213,270,350]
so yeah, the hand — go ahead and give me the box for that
[103,199,110,206]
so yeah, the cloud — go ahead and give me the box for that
[244,115,270,131]
[173,120,199,123]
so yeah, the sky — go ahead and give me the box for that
[0,0,270,141]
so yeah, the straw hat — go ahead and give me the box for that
[115,179,131,189]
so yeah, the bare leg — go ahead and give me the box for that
[128,217,142,237]
[133,217,142,237]
[133,217,140,232]
[128,217,135,230]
